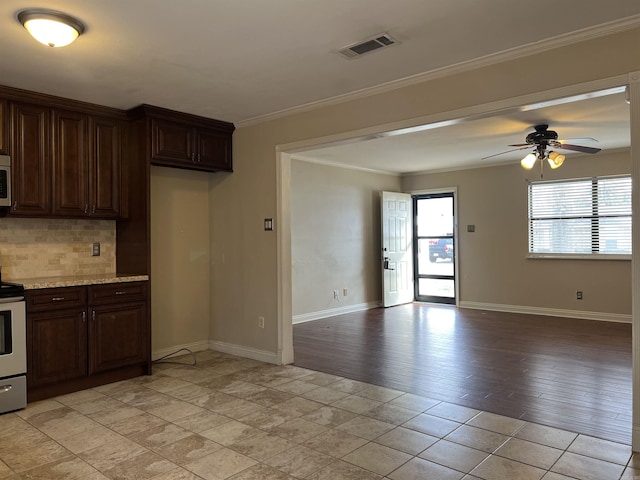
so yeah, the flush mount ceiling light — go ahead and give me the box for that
[18,8,85,47]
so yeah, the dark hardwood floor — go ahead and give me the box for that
[293,303,632,444]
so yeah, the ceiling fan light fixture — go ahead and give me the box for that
[520,153,537,170]
[547,151,565,169]
[18,9,85,47]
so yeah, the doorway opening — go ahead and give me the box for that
[414,192,456,305]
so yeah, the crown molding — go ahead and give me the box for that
[237,15,640,128]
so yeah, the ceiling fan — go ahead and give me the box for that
[483,124,602,171]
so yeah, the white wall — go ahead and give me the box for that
[291,160,401,320]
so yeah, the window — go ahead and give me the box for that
[528,176,631,257]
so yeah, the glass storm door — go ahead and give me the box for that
[414,193,456,304]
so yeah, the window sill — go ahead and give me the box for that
[527,253,631,261]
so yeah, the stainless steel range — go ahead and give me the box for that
[0,281,26,414]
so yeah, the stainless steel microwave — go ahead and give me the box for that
[0,155,10,208]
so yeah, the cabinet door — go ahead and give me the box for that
[197,129,233,172]
[89,302,147,374]
[90,116,121,218]
[27,308,88,387]
[11,103,50,215]
[151,119,194,166]
[52,109,88,216]
[0,99,8,155]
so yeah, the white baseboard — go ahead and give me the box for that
[152,340,210,361]
[459,301,631,324]
[209,340,279,365]
[292,301,381,324]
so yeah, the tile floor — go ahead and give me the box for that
[0,349,637,480]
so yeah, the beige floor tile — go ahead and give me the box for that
[302,386,350,404]
[302,405,358,427]
[332,395,383,414]
[55,389,107,406]
[102,450,178,480]
[471,455,545,480]
[336,415,396,440]
[141,376,194,394]
[69,396,124,415]
[356,385,405,402]
[108,411,167,436]
[15,399,65,421]
[329,378,369,395]
[426,402,481,423]
[0,440,72,473]
[388,393,440,412]
[145,398,206,422]
[495,437,563,470]
[229,432,296,462]
[145,466,204,479]
[200,420,261,446]
[466,411,526,436]
[18,456,108,480]
[271,379,318,395]
[209,398,264,419]
[245,389,294,408]
[111,387,170,411]
[184,448,257,480]
[154,434,223,465]
[541,473,579,480]
[172,410,232,433]
[26,406,100,440]
[306,459,384,479]
[301,372,344,387]
[265,445,332,478]
[551,452,625,480]
[55,423,126,454]
[227,463,294,479]
[219,381,268,398]
[87,404,145,426]
[388,457,464,480]
[78,437,148,472]
[515,422,578,450]
[165,383,216,402]
[271,396,324,417]
[375,427,438,456]
[621,466,640,480]
[269,417,328,443]
[365,404,420,425]
[239,407,295,430]
[127,422,192,449]
[303,429,369,457]
[342,442,412,476]
[567,434,632,466]
[444,425,509,453]
[402,413,461,438]
[419,439,489,473]
[190,391,237,410]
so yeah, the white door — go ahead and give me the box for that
[381,191,414,307]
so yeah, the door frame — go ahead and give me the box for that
[410,188,459,306]
[412,189,458,305]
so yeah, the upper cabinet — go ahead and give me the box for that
[0,99,8,155]
[11,102,51,216]
[52,110,122,218]
[130,105,234,173]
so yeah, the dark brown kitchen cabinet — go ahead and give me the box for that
[26,281,150,401]
[128,104,234,173]
[151,118,232,172]
[52,110,122,218]
[0,98,8,155]
[10,102,51,215]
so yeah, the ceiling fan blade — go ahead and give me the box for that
[559,137,599,143]
[557,143,602,154]
[507,143,530,147]
[482,146,530,160]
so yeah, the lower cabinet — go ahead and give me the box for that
[26,281,150,400]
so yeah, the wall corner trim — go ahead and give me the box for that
[459,301,631,323]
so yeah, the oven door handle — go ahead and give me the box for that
[0,385,12,394]
[0,296,24,304]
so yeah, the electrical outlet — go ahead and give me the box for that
[576,291,583,300]
[91,242,100,256]
[343,288,348,296]
[333,290,338,300]
[258,316,265,328]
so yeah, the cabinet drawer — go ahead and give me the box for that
[89,281,147,305]
[27,287,87,313]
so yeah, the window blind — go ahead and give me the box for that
[528,176,631,255]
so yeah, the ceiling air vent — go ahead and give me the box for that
[338,33,399,59]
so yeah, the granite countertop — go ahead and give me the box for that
[9,273,149,290]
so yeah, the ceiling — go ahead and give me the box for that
[1,1,638,174]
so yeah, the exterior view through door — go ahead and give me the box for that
[414,193,456,304]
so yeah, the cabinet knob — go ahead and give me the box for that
[197,153,201,163]
[82,311,86,322]
[13,201,17,211]
[115,291,126,295]
[191,152,196,163]
[84,204,88,214]
[92,205,96,215]
[52,297,65,302]
[92,310,96,322]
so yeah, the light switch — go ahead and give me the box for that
[467,225,475,233]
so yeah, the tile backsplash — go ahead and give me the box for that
[0,218,116,280]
